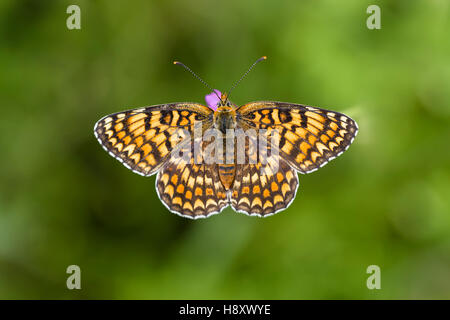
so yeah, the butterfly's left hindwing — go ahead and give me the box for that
[94,103,213,176]
[237,102,358,173]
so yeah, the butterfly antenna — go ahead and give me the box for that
[228,56,267,96]
[173,61,221,100]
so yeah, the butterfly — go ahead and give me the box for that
[94,57,358,219]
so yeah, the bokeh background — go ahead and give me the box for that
[0,0,449,299]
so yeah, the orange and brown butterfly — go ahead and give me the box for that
[94,57,358,219]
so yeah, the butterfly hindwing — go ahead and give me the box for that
[94,103,213,176]
[156,142,229,218]
[231,158,298,216]
[237,102,358,173]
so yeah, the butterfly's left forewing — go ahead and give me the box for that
[94,103,213,176]
[237,101,358,174]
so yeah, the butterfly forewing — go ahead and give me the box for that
[237,102,358,173]
[94,103,213,176]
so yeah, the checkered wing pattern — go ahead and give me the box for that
[231,159,298,216]
[94,103,213,176]
[156,142,229,218]
[237,102,358,173]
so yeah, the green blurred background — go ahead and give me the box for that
[0,0,449,299]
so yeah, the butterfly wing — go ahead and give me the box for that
[231,159,298,216]
[237,101,358,173]
[156,141,229,218]
[94,103,213,176]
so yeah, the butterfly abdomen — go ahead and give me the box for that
[218,164,236,190]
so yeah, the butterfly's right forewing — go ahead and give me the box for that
[94,103,213,176]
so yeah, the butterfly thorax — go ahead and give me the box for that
[213,106,237,134]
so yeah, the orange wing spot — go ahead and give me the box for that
[253,185,261,193]
[276,172,284,183]
[286,170,294,181]
[171,174,178,185]
[114,122,124,132]
[274,195,283,204]
[179,118,189,126]
[232,190,238,197]
[163,113,172,124]
[271,181,279,192]
[281,183,290,196]
[307,124,319,136]
[261,109,270,115]
[132,126,145,137]
[128,113,147,124]
[295,153,306,163]
[238,197,250,206]
[263,200,273,209]
[130,153,140,164]
[188,176,195,189]
[311,151,321,163]
[308,117,324,130]
[305,111,325,123]
[206,188,214,196]
[172,196,182,206]
[281,141,293,154]
[263,189,271,198]
[164,185,174,199]
[194,199,205,209]
[185,190,193,200]
[300,141,310,155]
[294,127,308,139]
[181,110,189,116]
[326,130,335,138]
[144,128,157,141]
[261,117,271,124]
[158,143,169,157]
[183,202,193,212]
[109,137,117,146]
[141,143,152,156]
[176,184,185,193]
[206,199,217,208]
[145,154,156,166]
[308,134,317,145]
[117,131,126,140]
[152,132,166,146]
[242,186,250,194]
[135,136,144,147]
[285,131,298,144]
[251,197,262,208]
[170,111,180,126]
[128,119,145,133]
[280,112,287,122]
[105,130,114,139]
[329,141,338,151]
[320,134,330,144]
[316,142,329,155]
[304,160,313,167]
[160,173,170,185]
[123,135,132,145]
[330,122,338,131]
[114,143,124,152]
[195,187,203,196]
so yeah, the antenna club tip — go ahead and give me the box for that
[262,56,267,60]
[173,61,179,65]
